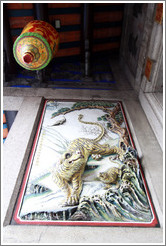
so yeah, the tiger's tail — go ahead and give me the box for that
[78,114,105,142]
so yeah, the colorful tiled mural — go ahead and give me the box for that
[13,100,158,226]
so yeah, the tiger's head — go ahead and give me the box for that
[98,172,109,182]
[60,149,86,169]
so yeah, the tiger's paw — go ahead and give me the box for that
[68,194,79,206]
[62,195,79,206]
[91,154,102,160]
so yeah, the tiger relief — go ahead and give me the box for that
[52,114,121,206]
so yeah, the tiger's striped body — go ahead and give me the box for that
[52,114,121,206]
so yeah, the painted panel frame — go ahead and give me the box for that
[12,100,159,227]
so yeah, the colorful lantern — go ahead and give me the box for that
[13,20,59,70]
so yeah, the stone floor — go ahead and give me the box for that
[2,60,164,244]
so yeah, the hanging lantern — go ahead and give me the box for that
[13,20,59,70]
